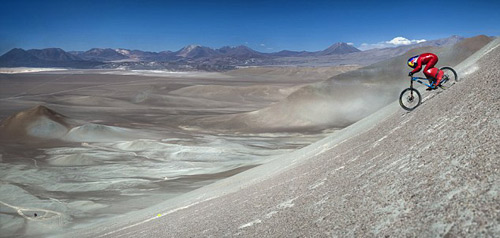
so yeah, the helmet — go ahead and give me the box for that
[407,55,419,68]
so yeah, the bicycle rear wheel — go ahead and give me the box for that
[439,66,458,87]
[399,88,421,111]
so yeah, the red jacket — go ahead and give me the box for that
[410,53,438,74]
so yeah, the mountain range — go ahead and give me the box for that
[0,36,464,70]
[0,48,104,68]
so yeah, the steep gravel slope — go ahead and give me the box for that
[81,40,499,238]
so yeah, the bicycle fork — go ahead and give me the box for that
[410,80,414,98]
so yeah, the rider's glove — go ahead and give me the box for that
[408,72,414,77]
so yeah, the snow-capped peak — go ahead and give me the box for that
[115,49,131,56]
[183,45,200,51]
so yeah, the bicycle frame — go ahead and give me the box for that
[410,76,435,89]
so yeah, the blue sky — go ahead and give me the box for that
[0,0,499,54]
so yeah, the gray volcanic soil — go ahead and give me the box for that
[0,67,353,237]
[86,40,500,237]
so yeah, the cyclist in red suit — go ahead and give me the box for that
[407,53,444,89]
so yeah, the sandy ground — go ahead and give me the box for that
[71,40,500,237]
[0,66,353,237]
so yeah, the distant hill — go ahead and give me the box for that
[0,48,42,66]
[175,45,219,58]
[76,48,130,61]
[0,35,470,70]
[27,48,81,61]
[268,42,361,57]
[122,49,167,61]
[419,35,464,47]
[0,48,104,68]
[0,105,70,141]
[316,42,361,55]
[55,43,359,62]
[217,45,266,59]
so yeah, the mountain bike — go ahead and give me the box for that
[399,66,458,111]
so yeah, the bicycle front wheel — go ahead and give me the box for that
[399,88,422,111]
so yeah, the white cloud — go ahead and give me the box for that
[347,42,354,46]
[388,37,426,45]
[359,37,426,51]
[260,43,266,47]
